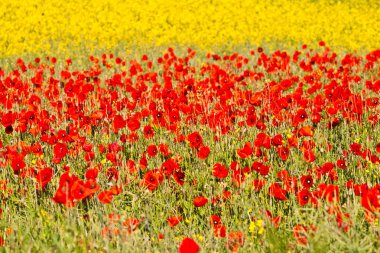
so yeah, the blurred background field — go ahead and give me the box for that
[0,0,379,59]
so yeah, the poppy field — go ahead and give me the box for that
[0,44,379,252]
[1,0,380,253]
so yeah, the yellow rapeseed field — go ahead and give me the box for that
[0,0,379,57]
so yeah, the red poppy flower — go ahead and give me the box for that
[125,159,137,174]
[212,163,229,179]
[36,168,53,189]
[0,235,4,246]
[98,190,113,204]
[153,110,167,126]
[143,169,164,191]
[143,125,154,139]
[193,196,208,207]
[254,133,271,149]
[226,231,244,252]
[319,162,335,174]
[297,189,312,206]
[268,183,287,201]
[197,145,210,159]
[52,187,74,207]
[354,183,368,197]
[71,180,92,200]
[169,109,180,123]
[106,167,119,181]
[187,132,203,150]
[252,179,266,192]
[279,79,293,90]
[85,168,99,180]
[51,172,79,207]
[350,143,362,155]
[128,133,139,143]
[158,143,171,157]
[300,175,313,188]
[376,143,380,154]
[277,170,289,181]
[221,190,231,201]
[231,166,246,187]
[297,126,314,137]
[53,143,68,159]
[173,169,185,186]
[161,158,180,177]
[271,134,283,147]
[288,135,298,147]
[31,142,43,155]
[105,153,117,165]
[1,111,15,127]
[361,185,380,212]
[320,184,340,203]
[251,161,270,176]
[303,149,315,163]
[236,142,253,159]
[127,117,140,132]
[293,109,308,126]
[84,152,95,162]
[211,215,222,228]
[179,237,200,253]
[211,215,226,237]
[214,225,226,238]
[85,179,100,195]
[277,147,289,161]
[108,185,122,196]
[147,144,158,157]
[365,97,379,108]
[167,215,182,228]
[246,114,257,127]
[113,115,126,131]
[174,134,185,143]
[123,217,141,233]
[11,157,26,173]
[139,154,148,170]
[336,159,347,169]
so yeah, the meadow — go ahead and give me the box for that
[0,0,379,252]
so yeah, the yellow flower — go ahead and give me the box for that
[249,219,264,233]
[249,221,256,233]
[0,0,378,57]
